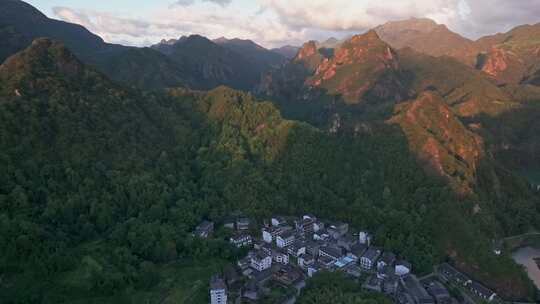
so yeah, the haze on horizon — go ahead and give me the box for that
[25,0,540,48]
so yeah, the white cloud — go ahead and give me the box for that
[51,0,540,48]
[175,0,233,7]
[259,0,462,31]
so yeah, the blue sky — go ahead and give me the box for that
[24,0,540,48]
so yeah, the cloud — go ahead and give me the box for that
[174,0,232,7]
[51,0,540,48]
[260,0,540,39]
[52,4,308,48]
[456,0,540,37]
[260,0,462,32]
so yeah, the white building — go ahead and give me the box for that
[262,225,291,244]
[276,231,295,248]
[229,234,252,248]
[210,276,227,304]
[395,260,412,276]
[251,251,272,272]
[271,217,286,227]
[360,248,381,270]
[273,250,289,265]
[359,231,371,246]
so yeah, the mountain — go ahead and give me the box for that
[398,48,519,117]
[257,30,534,197]
[375,18,474,57]
[388,91,485,194]
[316,37,342,49]
[151,35,265,90]
[374,18,540,85]
[213,37,287,69]
[473,23,540,85]
[0,0,108,61]
[305,31,407,105]
[0,0,188,89]
[1,37,538,302]
[271,45,300,59]
[261,31,408,105]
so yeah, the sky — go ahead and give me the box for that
[26,0,540,48]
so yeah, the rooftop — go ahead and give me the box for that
[320,246,342,258]
[210,275,226,290]
[362,248,382,261]
[402,275,433,302]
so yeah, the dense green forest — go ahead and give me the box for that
[0,39,538,303]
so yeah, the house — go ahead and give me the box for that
[437,263,471,286]
[313,221,324,233]
[305,241,323,257]
[469,281,497,302]
[236,217,250,231]
[303,214,317,220]
[287,240,306,258]
[401,275,435,304]
[273,249,290,265]
[251,251,272,272]
[229,234,252,248]
[337,234,357,250]
[383,274,399,295]
[347,243,367,261]
[271,216,286,227]
[273,265,302,285]
[313,229,330,241]
[193,221,214,238]
[238,256,251,270]
[243,280,260,301]
[210,275,227,304]
[395,260,412,277]
[344,264,362,278]
[276,230,296,248]
[360,248,382,270]
[223,265,240,287]
[318,255,336,269]
[298,253,315,268]
[262,225,292,243]
[377,264,395,280]
[295,217,317,235]
[319,246,343,261]
[397,292,416,304]
[359,231,372,246]
[223,216,236,229]
[334,256,355,269]
[253,268,273,285]
[363,275,383,293]
[425,281,451,304]
[327,222,349,239]
[377,252,396,271]
[307,262,322,277]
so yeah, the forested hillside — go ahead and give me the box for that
[0,39,538,303]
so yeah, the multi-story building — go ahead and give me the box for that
[210,275,227,304]
[236,217,250,231]
[276,231,295,248]
[360,248,381,270]
[229,234,252,248]
[250,251,272,272]
[262,225,292,243]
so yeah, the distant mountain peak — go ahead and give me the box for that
[0,38,103,96]
[2,38,84,75]
[294,41,318,61]
[349,30,381,44]
[375,17,472,57]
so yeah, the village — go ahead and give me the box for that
[194,214,500,304]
